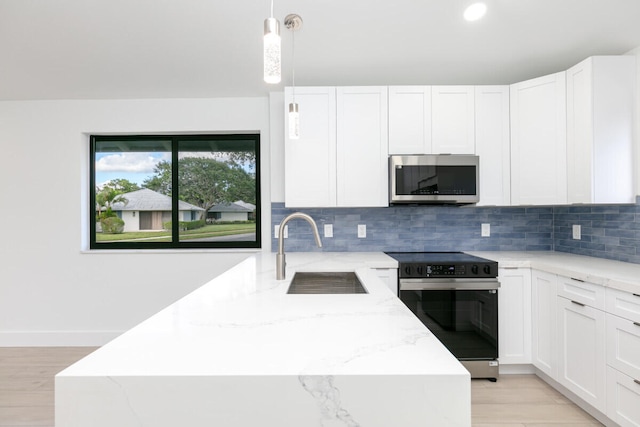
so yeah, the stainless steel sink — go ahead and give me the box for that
[287,272,367,294]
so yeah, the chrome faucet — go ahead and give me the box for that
[276,212,322,280]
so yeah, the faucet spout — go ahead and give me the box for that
[276,212,322,280]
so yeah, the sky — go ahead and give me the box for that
[95,152,169,187]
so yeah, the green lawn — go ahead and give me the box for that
[97,223,255,242]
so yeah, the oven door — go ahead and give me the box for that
[399,278,499,361]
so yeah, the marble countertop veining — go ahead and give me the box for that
[469,251,640,294]
[58,252,466,378]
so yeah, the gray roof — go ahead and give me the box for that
[208,202,253,213]
[112,188,204,212]
[234,200,256,210]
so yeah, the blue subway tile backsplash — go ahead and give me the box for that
[271,203,554,253]
[272,200,640,264]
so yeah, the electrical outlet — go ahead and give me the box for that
[274,225,288,239]
[324,224,333,238]
[572,224,581,240]
[357,224,366,238]
[481,223,490,237]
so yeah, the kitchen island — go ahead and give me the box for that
[56,252,470,427]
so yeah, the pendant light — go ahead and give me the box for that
[285,14,302,139]
[263,0,281,84]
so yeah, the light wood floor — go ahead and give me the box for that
[1,347,603,426]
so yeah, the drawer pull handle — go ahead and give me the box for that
[502,267,518,270]
[634,293,640,298]
[571,300,585,307]
[635,379,640,386]
[634,322,640,328]
[571,277,585,283]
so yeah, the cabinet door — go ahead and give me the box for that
[498,267,532,364]
[557,296,606,412]
[606,313,640,380]
[475,86,511,206]
[388,86,432,154]
[336,87,389,207]
[431,86,475,154]
[373,268,398,295]
[510,72,567,205]
[531,270,558,378]
[567,56,635,204]
[566,58,594,204]
[284,87,337,207]
[606,365,640,427]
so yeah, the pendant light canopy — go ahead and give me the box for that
[263,1,281,84]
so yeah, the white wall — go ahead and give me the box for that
[0,97,271,346]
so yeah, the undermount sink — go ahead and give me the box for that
[287,272,367,294]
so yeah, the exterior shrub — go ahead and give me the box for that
[163,220,206,231]
[101,217,125,234]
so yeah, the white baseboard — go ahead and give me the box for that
[0,330,123,347]
[499,364,536,375]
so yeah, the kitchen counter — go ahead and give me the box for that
[55,252,470,427]
[469,251,640,294]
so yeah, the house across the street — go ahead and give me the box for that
[207,201,255,222]
[110,188,204,232]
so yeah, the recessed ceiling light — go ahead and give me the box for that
[464,2,487,21]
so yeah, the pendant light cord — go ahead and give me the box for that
[292,27,296,103]
[270,0,274,18]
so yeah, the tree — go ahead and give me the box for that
[142,157,256,219]
[142,161,172,196]
[95,187,128,220]
[103,178,140,194]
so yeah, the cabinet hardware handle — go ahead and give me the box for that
[502,267,518,270]
[570,277,585,283]
[634,322,640,328]
[634,293,640,298]
[635,379,640,386]
[571,300,585,307]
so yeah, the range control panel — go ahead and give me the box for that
[399,262,497,278]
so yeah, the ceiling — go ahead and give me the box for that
[2,0,640,101]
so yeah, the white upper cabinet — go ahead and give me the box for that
[475,86,511,206]
[284,86,389,208]
[284,87,337,207]
[432,86,475,154]
[566,56,636,204]
[388,86,432,154]
[336,87,389,207]
[510,72,567,205]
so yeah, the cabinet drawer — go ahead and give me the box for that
[607,288,640,324]
[607,313,640,380]
[606,365,640,427]
[557,276,605,310]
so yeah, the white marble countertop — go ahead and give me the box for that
[469,251,640,294]
[58,252,465,378]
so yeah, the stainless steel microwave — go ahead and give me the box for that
[389,154,480,205]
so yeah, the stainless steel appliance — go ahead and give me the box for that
[389,154,479,205]
[387,252,499,380]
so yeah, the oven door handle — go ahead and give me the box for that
[399,278,500,291]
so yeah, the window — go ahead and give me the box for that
[90,134,261,249]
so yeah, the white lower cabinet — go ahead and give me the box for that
[498,267,532,364]
[607,365,640,427]
[373,268,398,296]
[557,295,607,413]
[531,270,558,378]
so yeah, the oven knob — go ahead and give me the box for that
[483,265,491,275]
[404,266,411,277]
[416,266,424,276]
[471,265,479,275]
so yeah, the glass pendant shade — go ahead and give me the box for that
[289,103,300,139]
[263,17,281,84]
